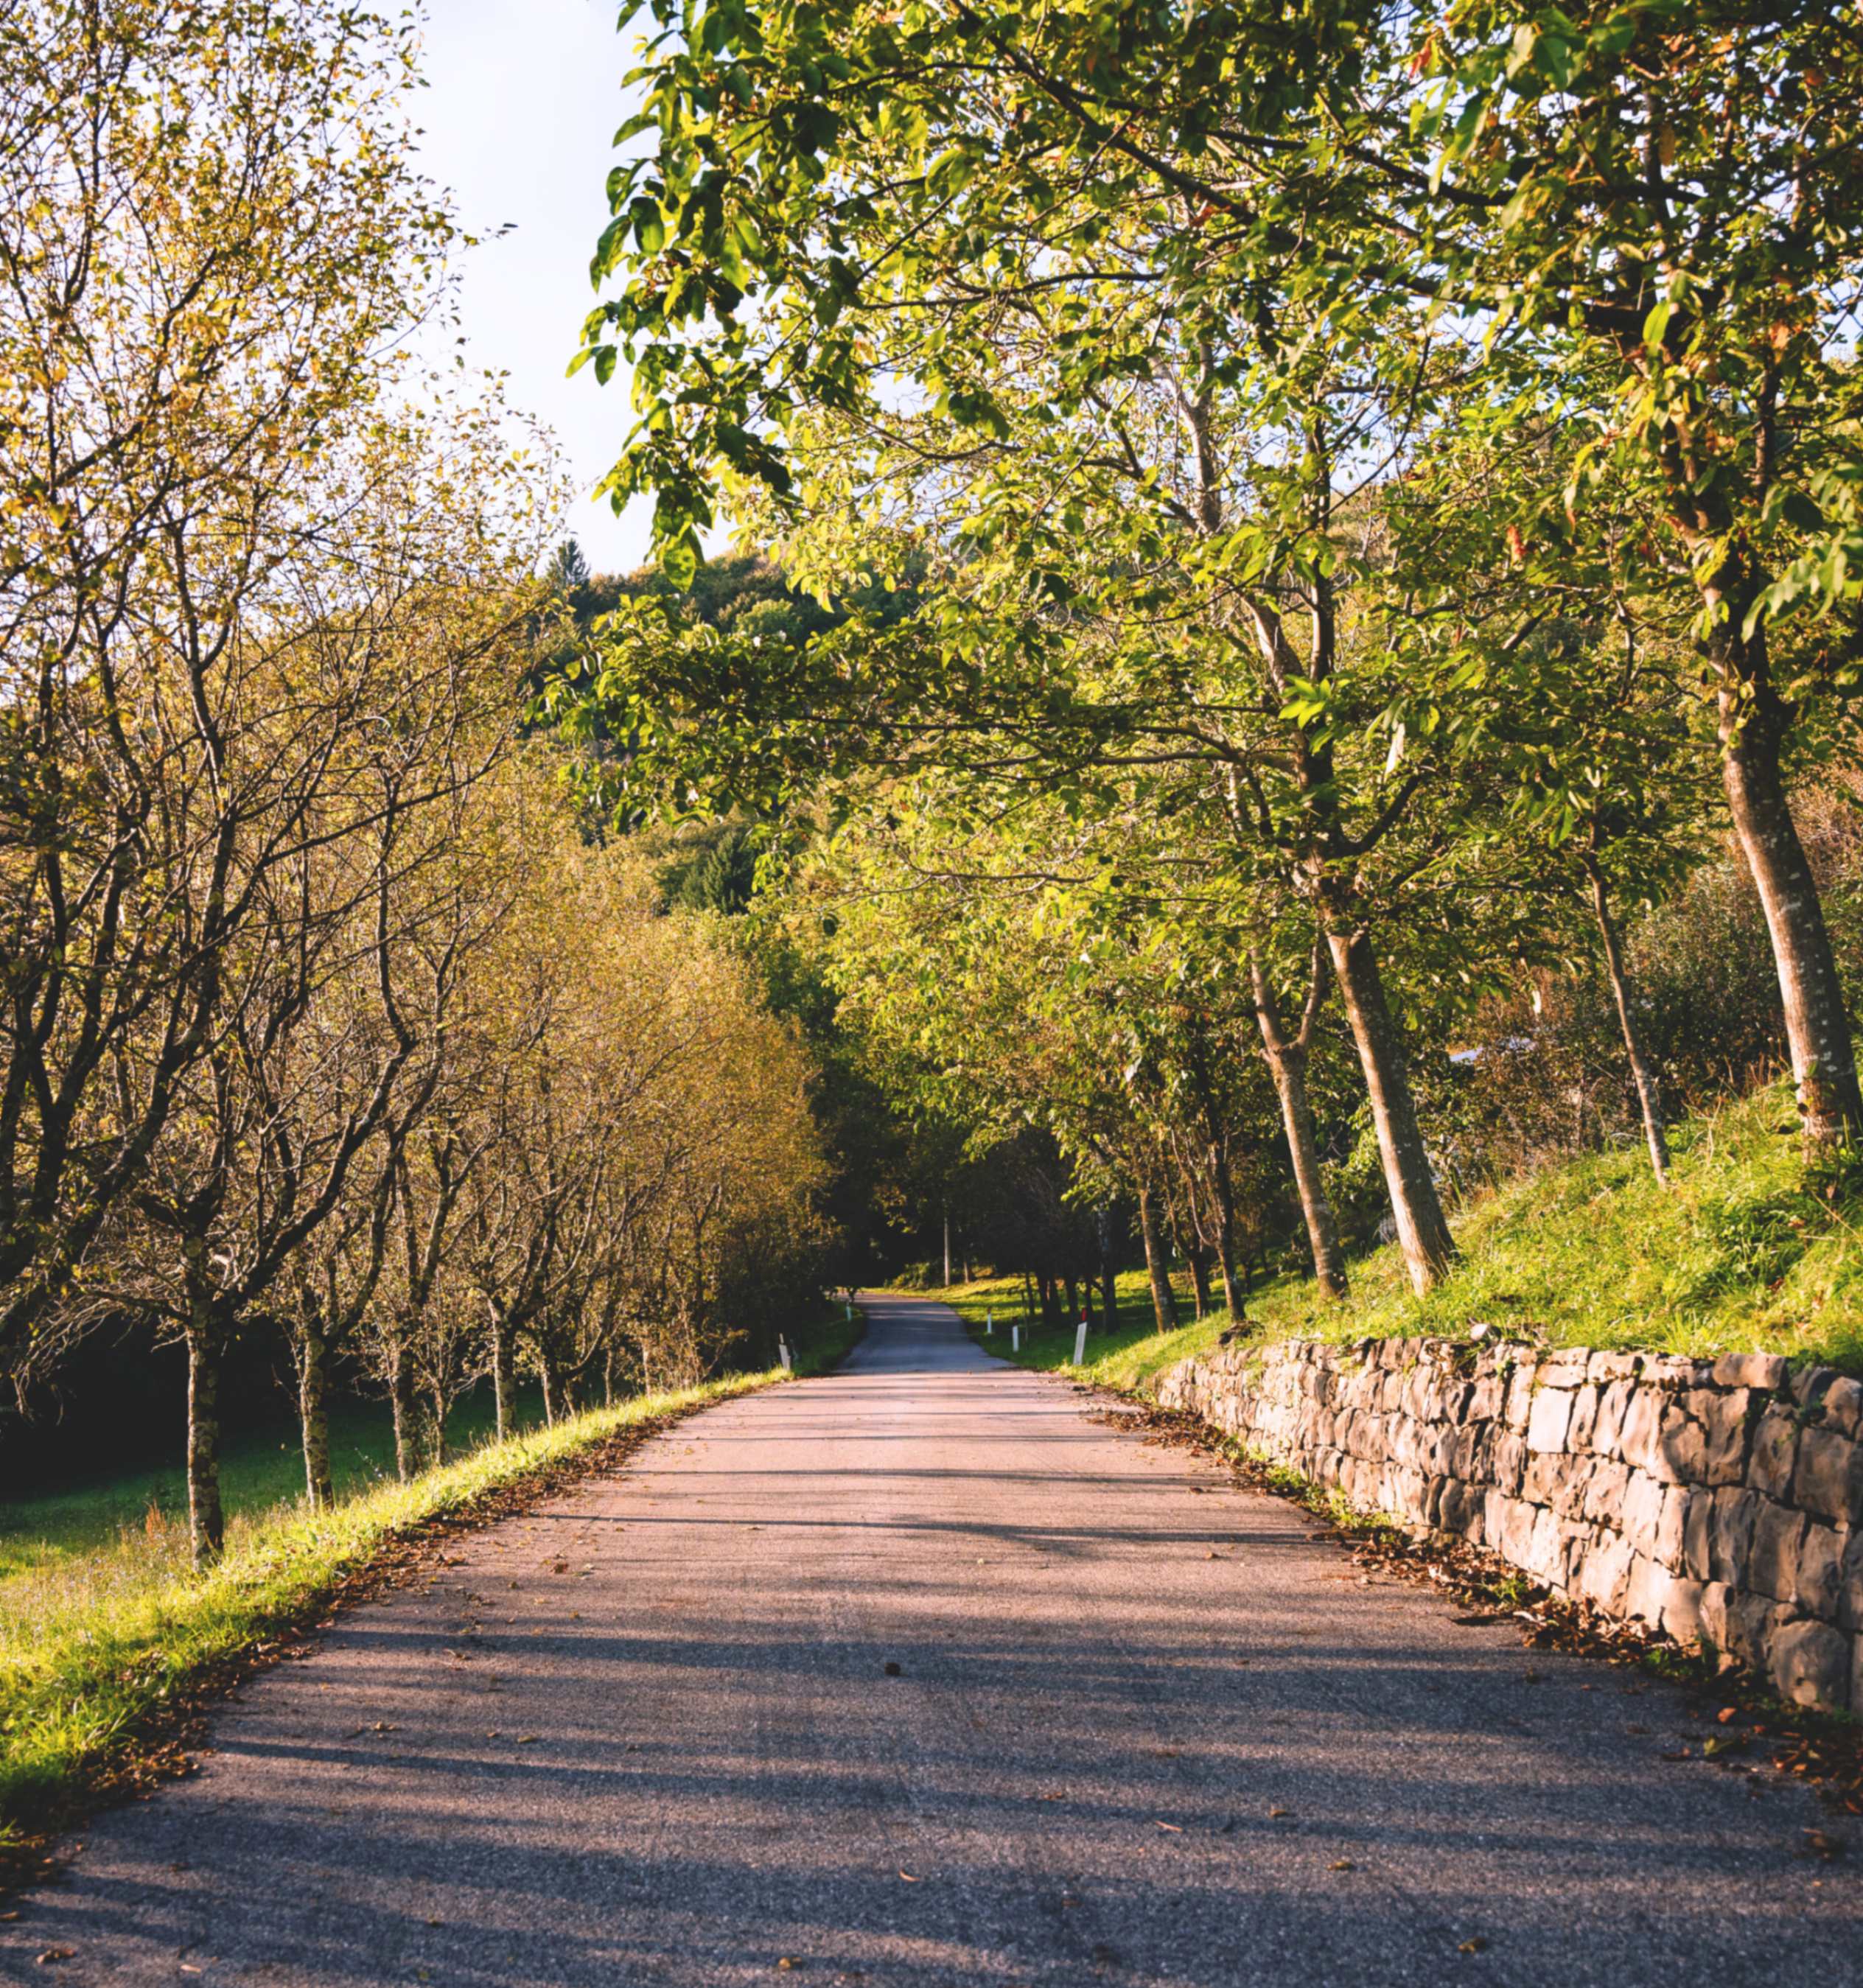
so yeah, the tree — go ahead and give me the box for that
[0,0,450,1366]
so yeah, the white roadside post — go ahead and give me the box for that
[845,1301,853,1323]
[1074,1318,1088,1366]
[985,1309,993,1335]
[778,1337,792,1373]
[1011,1323,1021,1352]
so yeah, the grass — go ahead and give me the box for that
[1238,1079,1863,1375]
[927,1267,1240,1391]
[923,1080,1863,1390]
[0,1309,863,1848]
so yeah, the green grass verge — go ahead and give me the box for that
[1241,1079,1863,1375]
[924,1267,1241,1391]
[926,1080,1863,1390]
[1,1311,862,1850]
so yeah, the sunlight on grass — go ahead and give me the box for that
[917,1082,1863,1390]
[0,1314,863,1842]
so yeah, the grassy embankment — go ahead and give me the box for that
[931,1079,1863,1387]
[0,1313,863,1849]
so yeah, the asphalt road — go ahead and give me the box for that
[6,1294,1860,1987]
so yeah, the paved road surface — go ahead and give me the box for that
[6,1295,1859,1986]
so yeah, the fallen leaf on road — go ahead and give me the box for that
[35,1951,74,1967]
[898,1871,919,1883]
[1155,1821,1183,1833]
[1802,1829,1848,1860]
[1329,1860,1356,1872]
[1458,1936,1489,1954]
[1660,1747,1692,1762]
[515,1735,540,1745]
[1268,1807,1292,1819]
[1038,1792,1066,1801]
[884,1662,901,1676]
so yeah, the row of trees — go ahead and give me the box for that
[550,0,1863,1306]
[1,1,828,1564]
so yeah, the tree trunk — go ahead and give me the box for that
[540,1347,562,1427]
[1208,1147,1246,1318]
[297,1319,334,1511]
[1138,1186,1177,1334]
[1721,705,1863,1144]
[185,1316,224,1569]
[1063,1271,1079,1321]
[1186,1243,1212,1320]
[430,1387,449,1468]
[389,1335,418,1483]
[1583,855,1671,1184]
[489,1304,516,1441]
[1099,1206,1119,1331]
[1324,922,1456,1295]
[1251,951,1349,1300]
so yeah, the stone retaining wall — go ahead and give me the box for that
[1156,1334,1863,1712]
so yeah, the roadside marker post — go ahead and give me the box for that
[778,1337,792,1372]
[985,1309,993,1334]
[1011,1324,1020,1351]
[1074,1320,1088,1366]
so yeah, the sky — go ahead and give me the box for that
[411,0,652,576]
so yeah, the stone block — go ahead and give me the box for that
[1466,1373,1506,1422]
[1565,1384,1601,1452]
[1658,1575,1710,1646]
[1770,1615,1851,1712]
[1591,1379,1637,1458]
[1504,1365,1539,1431]
[1722,1589,1777,1667]
[1587,1350,1642,1383]
[1439,1478,1483,1538]
[1749,1500,1808,1602]
[1823,1377,1863,1440]
[1794,1365,1837,1410]
[1839,1530,1863,1631]
[1748,1404,1800,1499]
[1687,1387,1751,1485]
[1623,1552,1678,1628]
[1712,1352,1789,1393]
[1682,1486,1714,1583]
[1526,1386,1575,1455]
[1490,1431,1528,1495]
[1794,1426,1863,1527]
[1522,1451,1567,1508]
[1621,1471,1669,1558]
[1581,1457,1631,1527]
[1796,1522,1848,1623]
[1572,1530,1634,1613]
[1708,1486,1760,1586]
[1616,1388,1662,1474]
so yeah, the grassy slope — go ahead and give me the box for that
[925,1080,1863,1390]
[0,1313,863,1845]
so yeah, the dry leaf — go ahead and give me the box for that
[1155,1821,1183,1833]
[1329,1859,1356,1872]
[1458,1936,1489,1954]
[898,1870,919,1883]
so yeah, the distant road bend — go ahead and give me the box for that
[4,1295,1859,1986]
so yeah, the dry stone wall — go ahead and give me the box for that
[1156,1334,1863,1712]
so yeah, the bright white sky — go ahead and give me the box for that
[412,0,651,577]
